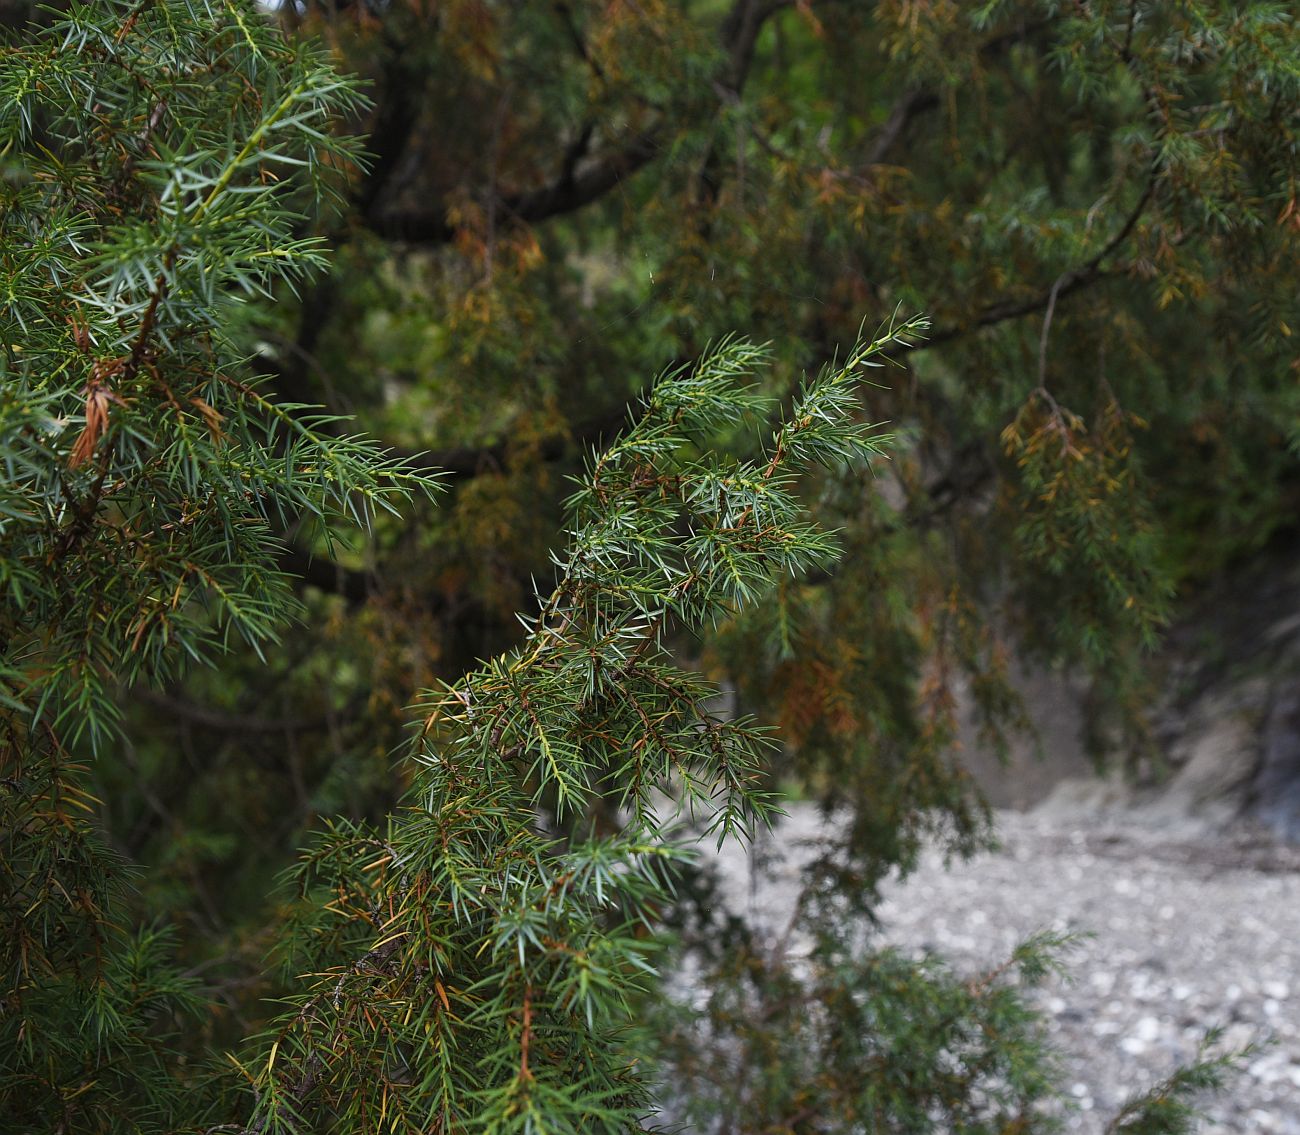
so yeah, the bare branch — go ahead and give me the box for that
[368,130,662,245]
[135,690,336,735]
[925,172,1157,350]
[862,88,940,167]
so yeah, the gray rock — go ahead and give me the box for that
[694,805,1300,1134]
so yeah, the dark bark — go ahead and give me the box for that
[367,129,663,245]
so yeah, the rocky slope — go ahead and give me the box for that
[710,805,1300,1133]
[690,544,1300,1130]
[959,536,1300,842]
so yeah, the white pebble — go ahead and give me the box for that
[1089,971,1116,994]
[1250,1054,1290,1084]
[1135,1016,1161,1042]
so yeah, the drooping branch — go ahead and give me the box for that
[366,129,664,245]
[720,0,795,96]
[923,266,1125,349]
[354,47,426,222]
[389,404,628,480]
[369,1,793,246]
[862,88,940,167]
[695,0,797,213]
[925,170,1158,349]
[257,10,1120,527]
[134,689,336,735]
[857,16,1055,172]
[279,544,377,605]
[266,162,1153,519]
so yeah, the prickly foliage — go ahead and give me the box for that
[242,322,922,1133]
[0,3,434,1129]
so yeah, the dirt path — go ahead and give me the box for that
[710,807,1300,1133]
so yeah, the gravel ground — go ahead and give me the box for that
[706,805,1300,1133]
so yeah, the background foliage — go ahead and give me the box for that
[2,0,1297,1131]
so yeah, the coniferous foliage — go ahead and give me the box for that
[239,326,922,1131]
[0,3,1288,1133]
[232,0,1300,888]
[0,3,435,1129]
[657,930,1077,1132]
